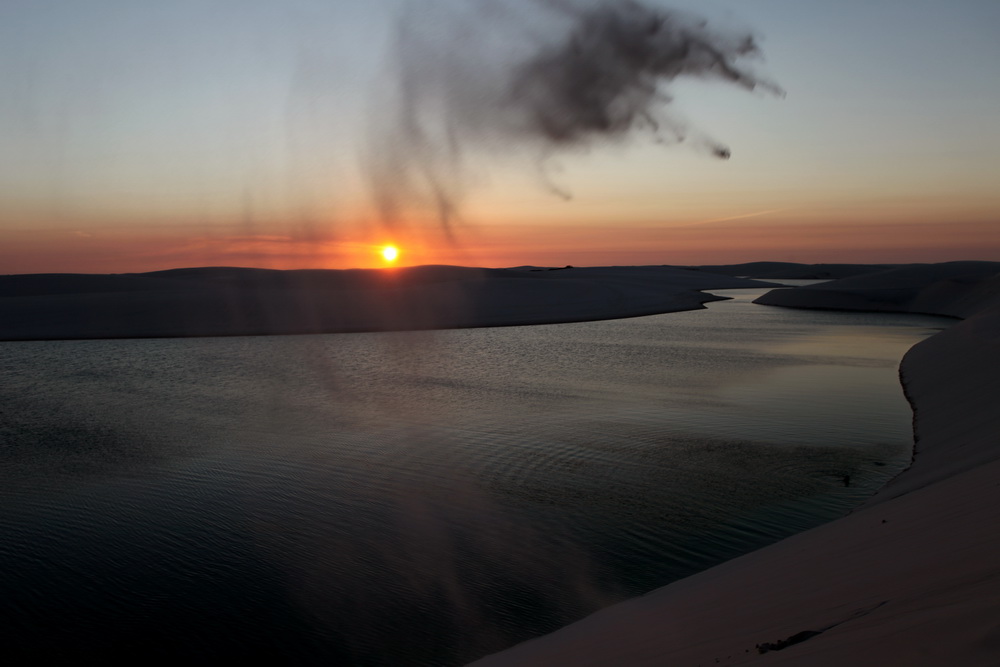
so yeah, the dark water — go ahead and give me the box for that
[0,288,951,664]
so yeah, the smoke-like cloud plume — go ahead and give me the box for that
[367,0,782,233]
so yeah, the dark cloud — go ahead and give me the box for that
[366,0,781,232]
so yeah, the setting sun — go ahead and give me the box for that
[381,245,399,263]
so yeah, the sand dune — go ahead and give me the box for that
[0,265,773,341]
[754,261,1000,317]
[472,261,1000,666]
[687,261,899,280]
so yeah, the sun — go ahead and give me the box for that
[380,245,399,263]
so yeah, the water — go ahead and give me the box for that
[0,288,951,664]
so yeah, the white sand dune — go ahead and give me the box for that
[472,262,1000,666]
[0,265,772,341]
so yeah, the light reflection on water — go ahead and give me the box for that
[0,288,951,664]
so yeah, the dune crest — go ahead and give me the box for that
[0,265,772,341]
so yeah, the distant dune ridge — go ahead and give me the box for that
[472,260,1000,667]
[685,261,899,280]
[0,265,773,341]
[754,260,1000,318]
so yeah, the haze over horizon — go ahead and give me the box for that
[2,0,999,274]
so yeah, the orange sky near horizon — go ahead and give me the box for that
[2,204,997,275]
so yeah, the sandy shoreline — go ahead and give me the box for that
[471,261,1000,666]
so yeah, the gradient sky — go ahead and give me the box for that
[2,0,999,273]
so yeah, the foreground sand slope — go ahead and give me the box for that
[0,265,769,341]
[473,263,1000,666]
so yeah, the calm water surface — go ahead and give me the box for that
[0,287,951,664]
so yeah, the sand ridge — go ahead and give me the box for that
[0,265,774,341]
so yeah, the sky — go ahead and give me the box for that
[1,0,999,273]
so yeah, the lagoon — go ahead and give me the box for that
[0,287,950,664]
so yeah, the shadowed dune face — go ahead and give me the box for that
[0,266,481,340]
[687,262,899,280]
[0,265,772,341]
[754,261,1000,318]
